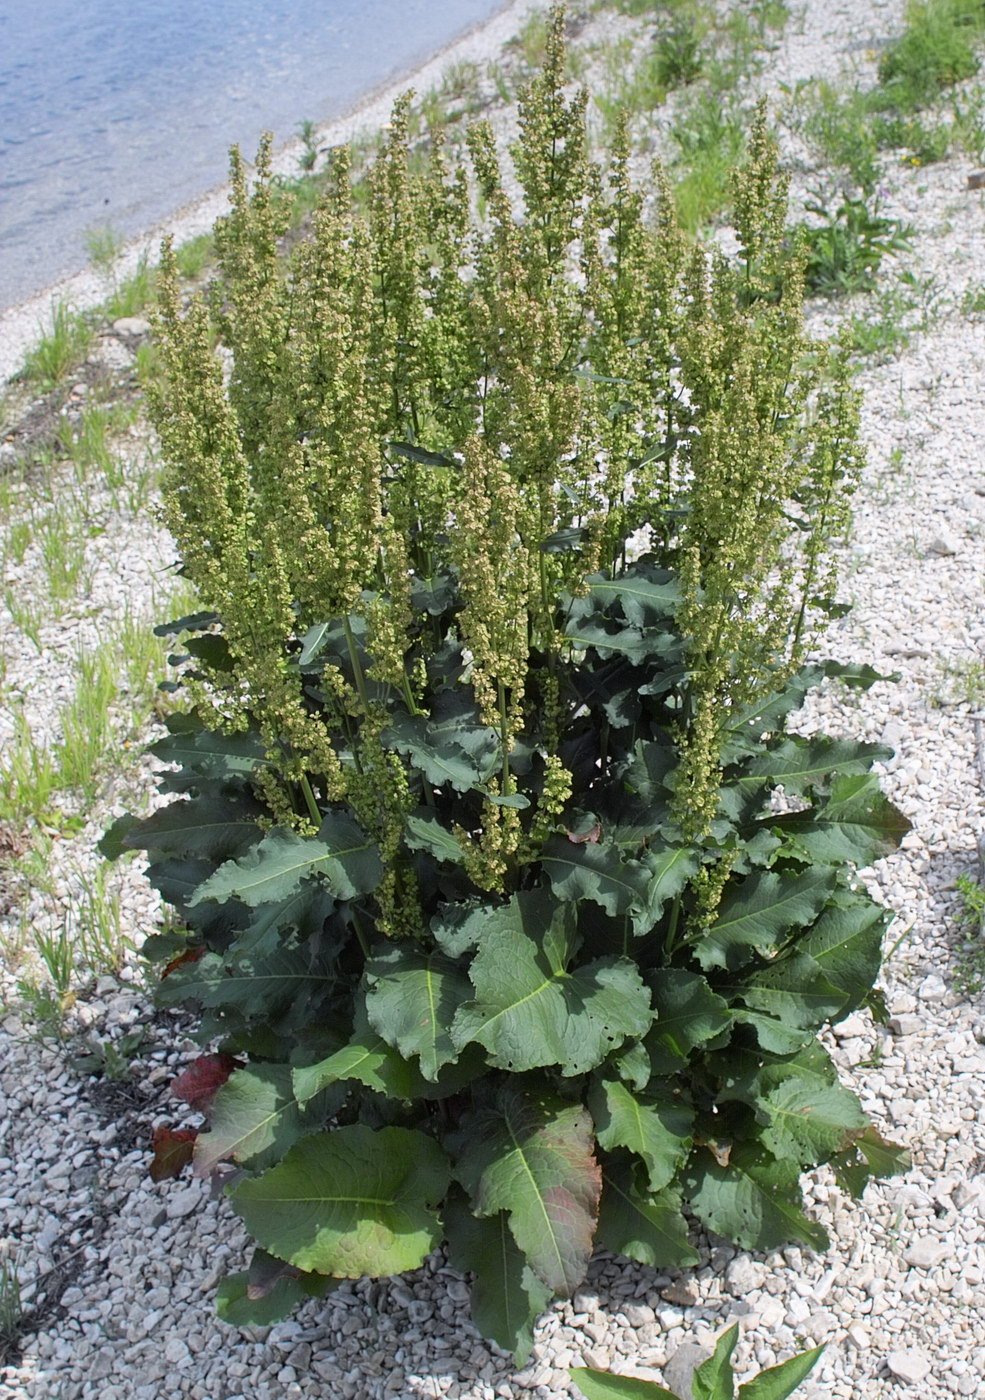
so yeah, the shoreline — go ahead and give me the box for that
[0,0,541,388]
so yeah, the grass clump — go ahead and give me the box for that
[878,0,985,111]
[18,303,93,390]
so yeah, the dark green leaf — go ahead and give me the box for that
[586,573,679,627]
[686,1143,829,1251]
[725,951,846,1030]
[596,1160,698,1269]
[452,889,652,1077]
[216,1268,333,1327]
[293,1021,431,1104]
[646,970,731,1075]
[697,870,839,972]
[388,440,456,467]
[542,838,657,932]
[230,1125,450,1276]
[189,814,382,909]
[194,1064,314,1175]
[149,714,266,784]
[830,1126,909,1198]
[384,711,500,792]
[123,795,263,862]
[759,1079,868,1167]
[770,775,911,867]
[455,1083,601,1295]
[364,943,472,1081]
[404,811,466,865]
[738,736,891,796]
[589,1079,693,1192]
[444,1191,551,1365]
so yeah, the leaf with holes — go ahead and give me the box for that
[758,1078,868,1168]
[686,1143,829,1252]
[588,1078,693,1193]
[697,869,839,972]
[771,774,911,867]
[645,970,732,1075]
[454,1084,601,1295]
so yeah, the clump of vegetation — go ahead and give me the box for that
[18,302,93,390]
[108,9,908,1359]
[798,193,913,296]
[878,0,985,110]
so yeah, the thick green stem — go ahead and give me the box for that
[343,616,371,713]
[299,773,321,826]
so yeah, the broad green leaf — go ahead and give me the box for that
[697,870,838,972]
[830,1126,909,1198]
[229,1125,450,1277]
[455,1084,601,1295]
[731,1010,813,1055]
[686,1143,829,1252]
[123,795,263,862]
[384,711,500,792]
[364,943,471,1081]
[146,857,250,937]
[542,837,657,931]
[430,898,492,956]
[646,970,731,1075]
[799,895,889,1019]
[570,1369,678,1400]
[236,882,336,958]
[596,1161,698,1269]
[692,1323,739,1400]
[725,951,846,1030]
[157,947,335,1022]
[149,714,267,784]
[194,1064,312,1175]
[404,811,466,865]
[586,572,679,627]
[189,814,382,908]
[452,889,652,1077]
[759,1079,867,1168]
[589,1079,693,1192]
[713,1039,840,1108]
[610,1040,652,1092]
[638,847,700,923]
[217,1269,330,1327]
[737,735,891,795]
[444,1191,551,1365]
[738,1346,824,1399]
[293,1000,431,1104]
[771,775,910,867]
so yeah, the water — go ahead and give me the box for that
[0,0,503,310]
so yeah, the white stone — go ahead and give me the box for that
[112,316,152,337]
[886,1350,933,1384]
[904,1238,949,1269]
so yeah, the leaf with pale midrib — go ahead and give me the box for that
[364,943,472,1081]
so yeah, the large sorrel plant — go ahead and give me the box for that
[107,9,909,1359]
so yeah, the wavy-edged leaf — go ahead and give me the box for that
[149,1126,197,1182]
[158,948,336,1022]
[216,1250,335,1326]
[405,811,466,865]
[455,1084,601,1295]
[542,838,656,932]
[771,775,911,867]
[737,735,891,795]
[713,1038,840,1108]
[364,943,472,1081]
[229,1125,450,1277]
[444,1191,551,1366]
[194,1064,323,1176]
[639,846,701,922]
[589,1079,693,1193]
[686,1143,829,1251]
[189,814,382,909]
[451,889,651,1077]
[724,951,845,1030]
[645,970,731,1075]
[586,572,679,627]
[570,1369,678,1400]
[759,1079,868,1168]
[738,1346,824,1399]
[692,1322,739,1400]
[149,714,267,785]
[123,795,263,862]
[697,870,838,972]
[383,711,499,792]
[236,882,336,958]
[799,894,889,1019]
[596,1160,698,1269]
[293,1023,429,1105]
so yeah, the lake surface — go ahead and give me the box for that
[0,0,503,309]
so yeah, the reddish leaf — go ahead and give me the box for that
[246,1247,301,1300]
[171,1053,240,1112]
[162,946,205,979]
[149,1126,198,1182]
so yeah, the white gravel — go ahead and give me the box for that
[2,0,985,1397]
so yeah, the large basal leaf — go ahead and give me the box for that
[770,774,911,867]
[697,869,838,972]
[216,1249,336,1327]
[364,943,472,1081]
[685,1142,829,1252]
[724,951,846,1031]
[798,894,889,1019]
[646,969,732,1075]
[713,1038,840,1108]
[758,1078,868,1168]
[589,1078,693,1193]
[737,735,891,796]
[737,1345,824,1400]
[541,837,657,933]
[293,1018,431,1105]
[637,846,701,922]
[157,947,336,1022]
[189,814,382,909]
[146,857,251,938]
[596,1160,698,1269]
[444,1191,551,1365]
[229,1125,450,1277]
[123,794,263,862]
[585,571,679,628]
[236,882,337,958]
[455,1084,601,1295]
[451,889,652,1077]
[383,710,500,793]
[830,1126,910,1198]
[194,1064,317,1176]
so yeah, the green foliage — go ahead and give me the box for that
[571,1321,823,1398]
[110,7,906,1358]
[797,194,913,297]
[878,0,985,111]
[18,302,93,389]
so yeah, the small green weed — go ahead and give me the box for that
[105,255,156,319]
[799,193,913,296]
[33,923,74,999]
[962,283,985,314]
[2,589,44,651]
[670,92,745,231]
[839,282,923,358]
[953,873,985,993]
[73,1030,144,1080]
[36,507,91,602]
[174,233,214,280]
[878,0,985,112]
[296,118,320,173]
[76,865,129,975]
[0,1255,23,1361]
[57,646,120,796]
[789,81,881,191]
[84,224,124,274]
[19,303,93,390]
